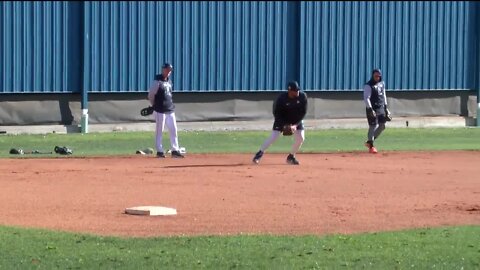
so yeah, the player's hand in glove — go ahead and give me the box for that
[282,124,296,136]
[141,106,154,116]
[384,106,392,121]
[366,107,376,118]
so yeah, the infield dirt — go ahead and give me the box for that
[0,151,479,237]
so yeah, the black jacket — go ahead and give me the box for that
[273,92,308,126]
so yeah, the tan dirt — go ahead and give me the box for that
[0,151,479,237]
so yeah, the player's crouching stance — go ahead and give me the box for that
[252,81,308,165]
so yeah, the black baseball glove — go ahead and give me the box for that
[141,106,154,116]
[54,146,73,155]
[282,125,295,136]
[384,106,392,121]
[9,148,24,155]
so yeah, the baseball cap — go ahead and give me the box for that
[372,69,382,76]
[287,81,300,92]
[162,63,173,70]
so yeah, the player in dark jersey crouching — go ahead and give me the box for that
[252,81,308,165]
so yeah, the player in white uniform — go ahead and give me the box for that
[148,63,184,158]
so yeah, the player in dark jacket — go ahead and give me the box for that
[252,81,308,165]
[363,69,392,154]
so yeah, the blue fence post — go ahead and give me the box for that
[476,2,480,127]
[286,1,300,86]
[81,2,90,133]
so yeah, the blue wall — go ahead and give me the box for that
[471,2,480,92]
[84,1,290,92]
[0,1,82,93]
[0,1,479,93]
[300,1,474,91]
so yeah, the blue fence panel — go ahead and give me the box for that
[83,1,289,93]
[471,1,480,92]
[1,1,478,94]
[0,1,82,93]
[300,1,474,91]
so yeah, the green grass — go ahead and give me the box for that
[1,128,479,269]
[1,128,479,157]
[0,225,479,269]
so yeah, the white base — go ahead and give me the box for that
[125,206,177,216]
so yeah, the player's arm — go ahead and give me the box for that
[299,92,308,120]
[363,85,373,108]
[290,93,308,128]
[168,79,174,93]
[273,95,287,126]
[383,83,392,120]
[147,81,159,106]
[383,83,390,111]
[383,83,388,106]
[363,85,376,118]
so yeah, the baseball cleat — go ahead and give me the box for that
[171,150,185,158]
[156,152,166,158]
[364,141,378,154]
[364,141,373,149]
[286,154,300,165]
[252,150,264,164]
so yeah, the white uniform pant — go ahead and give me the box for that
[154,111,179,153]
[260,130,305,155]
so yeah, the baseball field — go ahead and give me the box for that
[0,128,479,269]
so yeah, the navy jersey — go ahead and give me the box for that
[363,80,387,110]
[273,91,308,126]
[148,74,175,113]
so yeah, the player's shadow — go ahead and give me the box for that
[163,163,246,168]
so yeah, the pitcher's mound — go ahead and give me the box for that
[125,206,177,216]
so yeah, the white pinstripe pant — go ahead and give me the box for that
[154,111,179,153]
